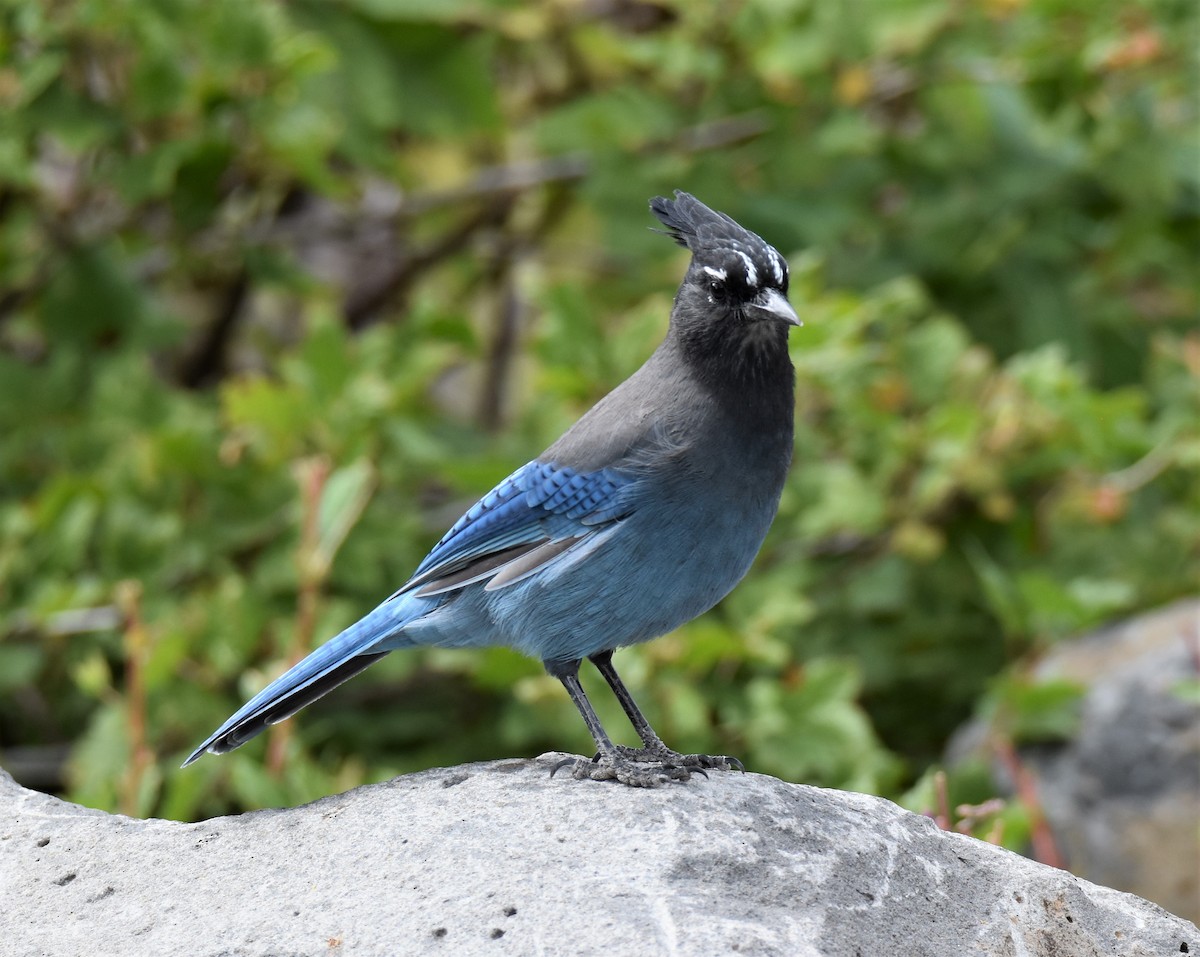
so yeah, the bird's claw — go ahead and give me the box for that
[549,754,693,788]
[613,744,744,773]
[549,754,599,778]
[548,745,745,787]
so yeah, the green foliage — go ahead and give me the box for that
[985,675,1087,745]
[0,0,1196,822]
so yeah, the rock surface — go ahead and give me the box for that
[2,757,1195,957]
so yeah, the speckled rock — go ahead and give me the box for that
[1,758,1195,957]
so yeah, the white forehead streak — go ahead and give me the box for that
[702,266,727,281]
[733,250,757,286]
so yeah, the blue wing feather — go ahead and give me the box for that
[526,461,627,520]
[403,460,634,594]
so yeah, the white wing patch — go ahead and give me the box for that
[733,250,757,287]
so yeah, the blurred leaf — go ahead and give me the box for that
[992,676,1086,744]
[1172,679,1200,706]
[0,643,41,692]
[312,458,377,578]
[40,247,146,346]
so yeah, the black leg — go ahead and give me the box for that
[588,650,671,751]
[543,657,689,787]
[551,662,619,755]
[588,650,745,774]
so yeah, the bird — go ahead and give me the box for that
[182,190,800,787]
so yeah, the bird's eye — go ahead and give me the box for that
[708,279,726,297]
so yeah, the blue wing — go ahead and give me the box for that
[401,460,636,597]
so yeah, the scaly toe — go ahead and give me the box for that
[612,745,743,773]
[549,755,693,787]
[677,753,744,772]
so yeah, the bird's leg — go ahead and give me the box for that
[544,657,691,787]
[589,650,744,773]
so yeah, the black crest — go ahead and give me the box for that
[649,191,788,293]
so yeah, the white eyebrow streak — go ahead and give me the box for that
[733,250,757,286]
[702,266,727,281]
[769,250,784,285]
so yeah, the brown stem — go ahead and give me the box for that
[994,737,1063,868]
[932,768,952,831]
[116,580,153,817]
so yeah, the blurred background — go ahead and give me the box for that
[1,0,1197,914]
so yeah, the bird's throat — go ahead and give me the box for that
[676,318,795,428]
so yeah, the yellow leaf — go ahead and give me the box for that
[836,66,872,106]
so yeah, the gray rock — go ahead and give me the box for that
[2,758,1194,957]
[949,597,1200,921]
[1023,597,1200,924]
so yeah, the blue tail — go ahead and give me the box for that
[181,599,415,767]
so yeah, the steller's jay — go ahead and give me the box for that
[183,191,800,787]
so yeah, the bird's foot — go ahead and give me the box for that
[548,744,744,787]
[614,743,745,773]
[549,753,693,788]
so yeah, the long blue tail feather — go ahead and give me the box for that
[180,602,412,767]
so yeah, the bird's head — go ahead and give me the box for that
[650,190,800,333]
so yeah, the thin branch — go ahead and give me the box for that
[396,112,770,217]
[476,186,575,432]
[178,268,250,388]
[344,195,517,331]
